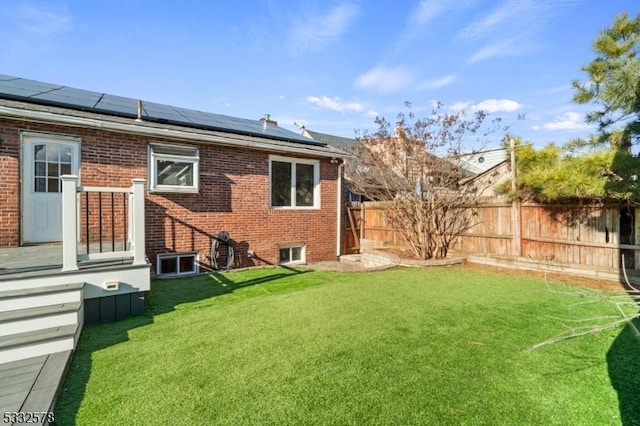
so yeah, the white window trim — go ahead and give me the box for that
[156,252,199,276]
[269,155,320,209]
[278,244,306,265]
[148,143,199,193]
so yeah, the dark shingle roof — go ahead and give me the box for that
[0,74,322,146]
[304,129,358,152]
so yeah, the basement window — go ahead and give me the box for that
[149,143,199,193]
[157,252,199,276]
[279,244,305,265]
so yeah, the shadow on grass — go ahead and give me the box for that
[148,265,310,315]
[54,266,309,425]
[607,318,640,425]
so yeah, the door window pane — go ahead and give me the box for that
[47,178,59,193]
[35,161,46,177]
[34,145,46,160]
[46,144,60,161]
[48,162,60,178]
[60,146,72,163]
[34,177,46,193]
[33,143,72,192]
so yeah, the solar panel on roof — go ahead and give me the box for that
[0,77,58,98]
[94,94,138,116]
[0,75,328,146]
[142,102,187,123]
[33,87,102,109]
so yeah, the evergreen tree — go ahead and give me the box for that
[572,12,640,149]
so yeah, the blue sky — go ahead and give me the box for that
[0,1,638,149]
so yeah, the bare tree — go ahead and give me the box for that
[347,102,505,260]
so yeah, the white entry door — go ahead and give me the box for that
[22,133,80,243]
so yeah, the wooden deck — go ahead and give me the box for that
[0,244,134,280]
[0,244,141,424]
[0,245,63,278]
[0,351,70,425]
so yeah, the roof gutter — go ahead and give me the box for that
[0,105,347,160]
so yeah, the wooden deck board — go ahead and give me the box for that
[0,243,132,279]
[0,356,45,414]
[0,245,62,275]
[0,351,71,423]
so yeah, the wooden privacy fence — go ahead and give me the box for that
[359,201,640,274]
[342,202,362,255]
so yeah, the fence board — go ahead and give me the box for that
[361,201,640,272]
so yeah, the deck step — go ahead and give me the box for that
[0,301,82,324]
[0,279,83,370]
[0,324,79,350]
[0,286,83,313]
[0,335,76,366]
[0,282,84,299]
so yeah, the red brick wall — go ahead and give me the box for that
[0,121,20,246]
[0,118,339,269]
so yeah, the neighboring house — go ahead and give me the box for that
[0,75,347,277]
[302,128,358,153]
[301,128,363,202]
[457,147,508,175]
[457,148,510,199]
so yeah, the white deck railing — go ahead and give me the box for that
[61,176,146,272]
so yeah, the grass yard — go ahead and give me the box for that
[54,265,640,425]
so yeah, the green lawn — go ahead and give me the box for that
[55,266,639,425]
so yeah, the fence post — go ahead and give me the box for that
[61,175,79,272]
[510,138,521,257]
[131,178,146,265]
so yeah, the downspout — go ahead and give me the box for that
[336,160,344,259]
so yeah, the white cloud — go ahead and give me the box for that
[450,102,472,111]
[539,112,589,130]
[458,0,578,41]
[459,1,578,63]
[412,0,447,25]
[467,40,516,63]
[418,74,456,90]
[18,5,71,37]
[288,3,359,55]
[354,66,415,93]
[450,99,521,113]
[457,1,515,40]
[473,99,521,113]
[307,96,364,113]
[395,0,477,52]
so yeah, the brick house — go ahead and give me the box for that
[0,75,347,277]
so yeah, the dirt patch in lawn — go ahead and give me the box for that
[375,247,632,292]
[458,261,631,292]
